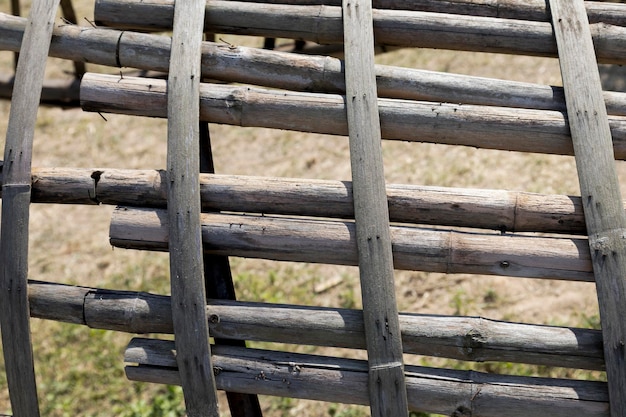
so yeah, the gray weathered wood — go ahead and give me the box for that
[2,14,626,115]
[25,280,606,370]
[550,1,626,416]
[79,73,626,159]
[177,0,626,26]
[342,0,408,414]
[0,0,60,415]
[165,0,219,415]
[109,206,594,278]
[3,167,590,233]
[93,0,626,64]
[124,340,610,417]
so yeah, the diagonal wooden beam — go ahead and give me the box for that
[0,0,60,415]
[342,0,409,415]
[549,1,626,416]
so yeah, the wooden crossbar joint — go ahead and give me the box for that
[549,1,626,416]
[342,0,409,415]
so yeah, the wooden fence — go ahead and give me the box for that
[2,0,626,416]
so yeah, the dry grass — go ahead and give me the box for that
[1,0,624,415]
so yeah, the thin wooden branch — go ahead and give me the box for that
[0,1,60,415]
[109,207,594,281]
[93,0,626,64]
[80,73,626,159]
[550,1,626,416]
[165,0,219,415]
[0,167,588,233]
[25,280,606,370]
[3,15,626,114]
[124,340,610,417]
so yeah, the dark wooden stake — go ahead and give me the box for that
[549,1,626,416]
[10,0,20,68]
[199,122,264,417]
[59,0,86,78]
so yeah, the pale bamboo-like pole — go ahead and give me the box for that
[165,0,219,415]
[2,15,626,115]
[342,0,408,414]
[93,0,626,64]
[196,0,626,26]
[109,206,595,281]
[25,280,606,371]
[0,0,60,415]
[79,73,626,159]
[124,340,610,417]
[3,167,588,234]
[550,1,626,416]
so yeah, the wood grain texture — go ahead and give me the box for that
[26,280,605,370]
[3,167,591,233]
[79,73,626,159]
[109,206,594,281]
[550,1,626,416]
[342,0,408,414]
[165,0,219,415]
[139,0,624,26]
[0,0,60,415]
[93,0,626,64]
[2,15,625,115]
[124,340,610,417]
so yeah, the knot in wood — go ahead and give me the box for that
[462,329,486,358]
[452,405,472,417]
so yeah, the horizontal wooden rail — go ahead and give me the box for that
[0,74,80,106]
[109,207,593,281]
[124,339,609,417]
[93,0,626,64]
[27,280,604,370]
[206,0,626,26]
[80,73,626,159]
[1,167,590,234]
[2,14,626,115]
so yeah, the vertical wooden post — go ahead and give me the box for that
[342,0,409,416]
[549,1,626,416]
[167,0,219,415]
[0,0,60,415]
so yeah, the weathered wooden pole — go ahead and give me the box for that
[342,0,409,415]
[0,0,60,415]
[550,1,626,416]
[166,0,219,415]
